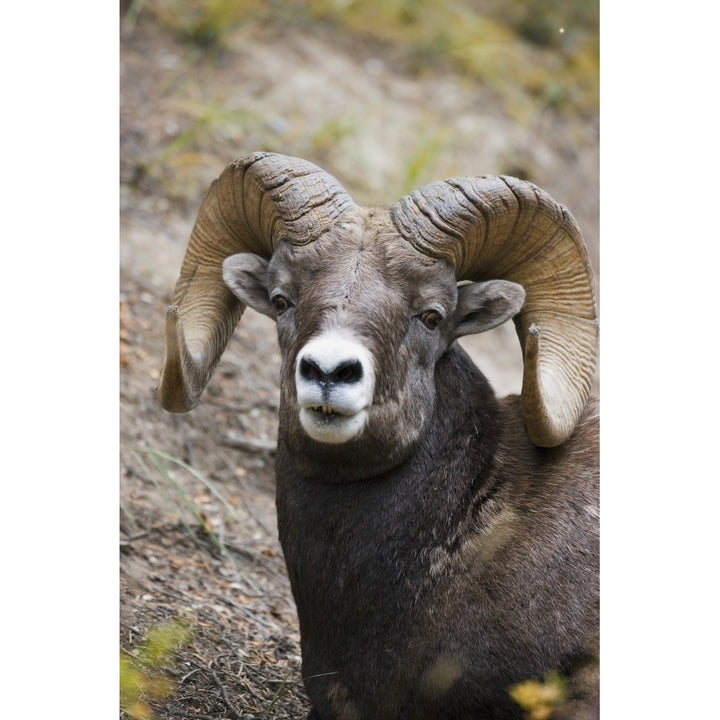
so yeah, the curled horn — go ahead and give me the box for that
[158,152,355,413]
[390,175,598,447]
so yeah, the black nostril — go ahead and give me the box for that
[300,358,324,382]
[299,357,363,385]
[333,361,363,384]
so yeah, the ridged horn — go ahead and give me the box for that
[390,175,598,447]
[158,152,355,413]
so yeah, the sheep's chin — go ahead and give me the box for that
[299,407,368,444]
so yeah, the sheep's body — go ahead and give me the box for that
[217,213,600,720]
[277,346,598,720]
[158,155,600,720]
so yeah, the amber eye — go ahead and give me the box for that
[272,294,290,315]
[421,309,442,330]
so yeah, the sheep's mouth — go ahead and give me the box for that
[298,404,369,444]
[308,404,350,417]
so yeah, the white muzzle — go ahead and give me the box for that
[295,332,375,444]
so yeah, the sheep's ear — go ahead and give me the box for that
[451,280,526,339]
[222,254,276,319]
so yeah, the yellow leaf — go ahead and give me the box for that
[508,670,567,719]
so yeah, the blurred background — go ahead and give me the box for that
[121,0,598,251]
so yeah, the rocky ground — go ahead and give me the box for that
[119,4,598,718]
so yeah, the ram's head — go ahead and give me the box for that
[158,152,597,450]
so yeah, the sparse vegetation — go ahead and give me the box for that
[125,446,245,559]
[307,0,598,109]
[143,0,268,48]
[123,0,597,208]
[120,619,194,720]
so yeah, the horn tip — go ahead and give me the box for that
[520,323,587,448]
[157,305,202,413]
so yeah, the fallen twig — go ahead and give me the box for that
[222,432,277,454]
[208,666,245,720]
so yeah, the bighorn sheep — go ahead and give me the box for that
[158,152,599,720]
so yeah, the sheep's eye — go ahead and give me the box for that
[421,309,442,330]
[272,294,290,315]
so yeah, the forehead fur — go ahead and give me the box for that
[270,206,456,305]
